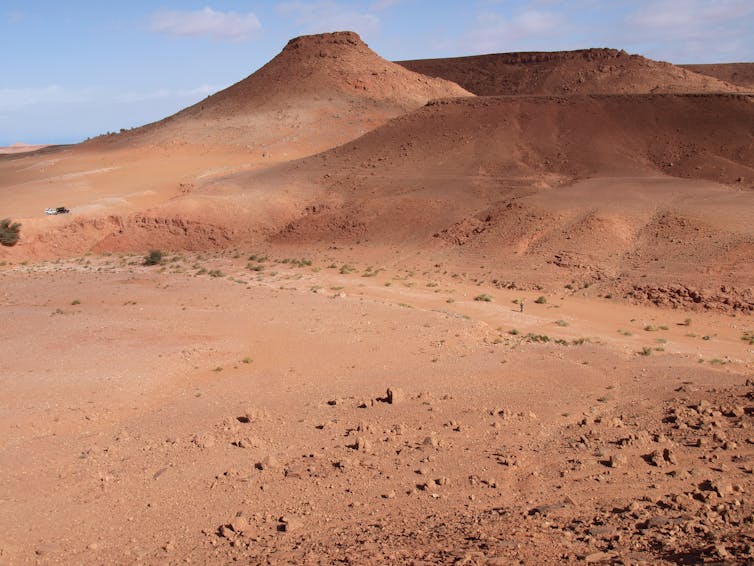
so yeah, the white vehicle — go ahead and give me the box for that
[45,207,70,215]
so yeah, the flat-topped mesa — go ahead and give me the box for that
[483,48,631,65]
[398,48,745,96]
[281,30,372,58]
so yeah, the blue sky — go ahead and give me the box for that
[2,1,753,146]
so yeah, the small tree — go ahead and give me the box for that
[143,249,163,266]
[0,218,21,246]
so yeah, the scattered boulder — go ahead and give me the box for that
[386,387,405,404]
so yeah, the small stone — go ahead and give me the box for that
[218,525,234,539]
[649,450,665,467]
[386,387,405,404]
[609,454,627,468]
[712,480,733,497]
[382,490,396,499]
[422,435,439,447]
[663,448,678,465]
[255,454,281,471]
[87,543,98,551]
[230,515,248,533]
[35,543,60,556]
[279,516,302,532]
[435,476,449,486]
[585,551,614,563]
[192,433,215,449]
[355,437,372,451]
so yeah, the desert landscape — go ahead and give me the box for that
[1,31,754,564]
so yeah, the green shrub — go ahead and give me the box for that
[0,218,21,246]
[534,296,547,304]
[474,294,493,302]
[143,249,163,266]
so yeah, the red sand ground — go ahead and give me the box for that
[1,32,754,564]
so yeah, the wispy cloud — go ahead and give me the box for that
[0,85,97,110]
[617,0,754,61]
[6,10,24,23]
[370,0,401,10]
[278,1,380,37]
[150,7,261,42]
[115,85,219,104]
[465,9,565,53]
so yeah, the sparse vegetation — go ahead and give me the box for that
[525,333,550,343]
[638,346,653,356]
[742,331,754,345]
[242,357,253,364]
[534,296,547,304]
[71,300,81,306]
[0,218,21,246]
[474,293,493,302]
[509,329,520,335]
[555,319,569,327]
[208,269,224,278]
[644,325,658,332]
[340,264,356,274]
[143,249,163,266]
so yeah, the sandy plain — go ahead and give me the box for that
[1,31,754,564]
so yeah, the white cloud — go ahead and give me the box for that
[278,1,380,36]
[150,7,261,42]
